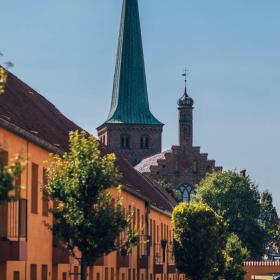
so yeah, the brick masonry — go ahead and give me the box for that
[97,123,163,166]
[136,144,222,194]
[135,92,222,199]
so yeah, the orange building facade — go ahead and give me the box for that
[0,66,181,280]
[0,0,182,278]
[0,126,181,280]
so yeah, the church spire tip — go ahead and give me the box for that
[104,0,162,126]
[178,68,194,107]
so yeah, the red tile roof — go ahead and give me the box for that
[0,70,175,212]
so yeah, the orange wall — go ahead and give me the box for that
[0,128,53,280]
[0,127,181,280]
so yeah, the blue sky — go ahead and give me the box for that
[2,0,280,209]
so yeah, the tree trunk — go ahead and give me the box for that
[80,254,87,280]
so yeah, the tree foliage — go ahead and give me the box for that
[223,233,249,280]
[195,170,266,259]
[157,180,181,203]
[172,201,227,280]
[260,191,280,254]
[46,131,134,280]
[0,51,13,94]
[0,155,23,204]
[0,67,8,94]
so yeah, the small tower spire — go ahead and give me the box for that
[178,69,194,147]
[182,68,188,95]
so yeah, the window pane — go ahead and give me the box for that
[0,149,8,166]
[31,163,38,214]
[42,265,48,280]
[105,268,109,280]
[13,271,20,280]
[30,264,37,280]
[42,168,48,217]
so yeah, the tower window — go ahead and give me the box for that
[140,135,150,149]
[121,135,130,149]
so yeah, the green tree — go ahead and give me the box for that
[0,155,23,204]
[157,180,181,203]
[223,233,249,280]
[172,201,227,280]
[195,171,266,259]
[0,51,13,94]
[46,131,135,280]
[260,191,280,254]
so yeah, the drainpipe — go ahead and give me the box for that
[24,141,29,280]
[145,201,150,280]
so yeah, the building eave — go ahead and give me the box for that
[0,117,63,155]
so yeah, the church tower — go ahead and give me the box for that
[178,80,194,148]
[97,0,163,166]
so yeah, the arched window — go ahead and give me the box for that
[140,135,150,149]
[120,135,130,149]
[179,184,194,202]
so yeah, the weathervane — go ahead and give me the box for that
[182,68,189,95]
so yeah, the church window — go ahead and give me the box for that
[140,135,150,149]
[179,184,193,202]
[120,135,130,149]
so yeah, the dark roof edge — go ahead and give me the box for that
[123,185,172,217]
[122,185,150,203]
[0,118,63,155]
[150,205,172,218]
[97,122,164,131]
[134,169,176,209]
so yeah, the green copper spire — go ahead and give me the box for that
[105,0,162,125]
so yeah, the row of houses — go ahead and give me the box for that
[0,70,181,280]
[1,0,275,279]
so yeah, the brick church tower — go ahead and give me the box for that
[97,0,163,166]
[178,84,194,148]
[135,81,222,202]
